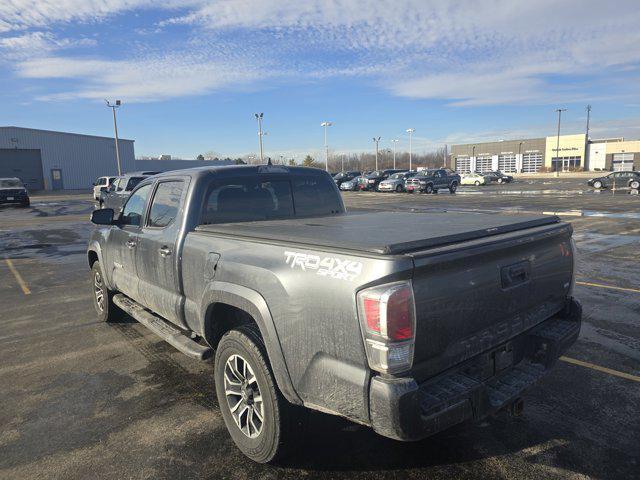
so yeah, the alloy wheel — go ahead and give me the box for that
[94,270,105,312]
[224,354,265,438]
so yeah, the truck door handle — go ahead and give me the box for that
[159,246,172,257]
[126,240,137,248]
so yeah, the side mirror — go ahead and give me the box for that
[91,208,115,225]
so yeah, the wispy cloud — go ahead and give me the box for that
[2,0,640,106]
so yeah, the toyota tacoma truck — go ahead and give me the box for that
[87,165,581,463]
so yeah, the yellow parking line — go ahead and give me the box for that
[5,258,31,295]
[575,281,640,294]
[560,356,640,383]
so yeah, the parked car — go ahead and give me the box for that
[359,169,405,191]
[487,171,514,184]
[405,168,460,194]
[99,171,159,210]
[88,164,581,463]
[377,171,415,192]
[339,177,360,191]
[587,171,640,190]
[460,172,488,186]
[333,171,361,187]
[0,177,30,207]
[93,176,117,200]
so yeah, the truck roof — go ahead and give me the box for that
[197,211,560,255]
[154,165,329,179]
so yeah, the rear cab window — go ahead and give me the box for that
[200,173,342,225]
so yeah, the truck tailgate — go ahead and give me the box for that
[409,222,574,381]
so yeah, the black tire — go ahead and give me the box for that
[497,178,503,184]
[424,184,434,194]
[91,261,123,322]
[474,180,481,186]
[449,182,457,194]
[21,200,30,208]
[395,184,403,193]
[630,180,640,190]
[593,180,603,189]
[215,326,297,463]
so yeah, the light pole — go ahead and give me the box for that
[391,139,399,169]
[255,113,265,162]
[341,153,345,172]
[321,121,332,171]
[372,137,381,170]
[105,100,122,175]
[555,108,567,176]
[406,128,415,171]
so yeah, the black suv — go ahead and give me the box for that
[406,169,460,194]
[0,177,30,207]
[588,171,640,190]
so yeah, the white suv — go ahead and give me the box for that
[92,176,116,200]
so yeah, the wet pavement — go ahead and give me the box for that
[0,178,638,479]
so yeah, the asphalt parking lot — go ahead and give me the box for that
[1,178,638,479]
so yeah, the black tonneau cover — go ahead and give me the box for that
[196,211,559,255]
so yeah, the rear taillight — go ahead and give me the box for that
[357,281,416,374]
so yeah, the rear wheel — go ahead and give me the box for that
[630,180,640,189]
[449,182,457,194]
[395,184,403,193]
[215,326,297,463]
[497,178,503,184]
[593,180,603,189]
[474,180,481,186]
[91,261,122,322]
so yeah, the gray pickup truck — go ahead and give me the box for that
[87,165,581,463]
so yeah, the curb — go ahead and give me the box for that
[542,210,584,217]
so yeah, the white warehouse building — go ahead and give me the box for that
[0,126,135,190]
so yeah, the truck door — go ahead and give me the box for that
[135,179,187,326]
[106,183,152,302]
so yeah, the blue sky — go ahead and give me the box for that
[1,0,640,160]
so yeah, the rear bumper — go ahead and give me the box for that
[369,298,582,441]
[0,195,29,204]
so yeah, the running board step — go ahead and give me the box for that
[113,294,213,361]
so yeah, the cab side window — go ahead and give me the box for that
[148,181,184,228]
[121,184,152,226]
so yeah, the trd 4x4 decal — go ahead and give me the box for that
[284,251,363,281]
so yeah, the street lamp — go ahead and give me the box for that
[373,136,381,170]
[254,113,265,163]
[406,128,415,171]
[321,121,332,172]
[341,153,345,172]
[390,139,399,169]
[555,108,567,176]
[105,99,122,175]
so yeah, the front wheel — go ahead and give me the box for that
[474,180,481,186]
[497,178,503,184]
[395,184,403,193]
[630,180,640,189]
[593,180,603,189]
[424,184,434,194]
[91,261,123,322]
[449,182,457,194]
[215,327,297,463]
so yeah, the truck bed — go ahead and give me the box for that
[195,211,559,255]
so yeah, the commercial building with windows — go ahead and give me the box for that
[0,126,135,190]
[450,133,639,173]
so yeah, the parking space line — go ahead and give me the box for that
[560,356,640,383]
[4,258,31,295]
[576,281,640,294]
